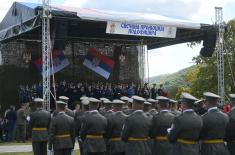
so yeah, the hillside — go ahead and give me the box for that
[149,66,194,98]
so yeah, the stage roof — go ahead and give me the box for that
[0,2,216,50]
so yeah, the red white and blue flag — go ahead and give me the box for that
[34,50,69,76]
[83,48,115,79]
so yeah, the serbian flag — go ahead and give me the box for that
[34,50,69,76]
[83,48,115,79]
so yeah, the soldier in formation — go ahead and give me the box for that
[29,98,51,155]
[24,91,235,155]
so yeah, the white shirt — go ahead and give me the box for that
[89,110,98,113]
[58,111,65,115]
[134,110,143,113]
[208,107,218,112]
[183,109,193,113]
[231,107,235,111]
[160,109,169,113]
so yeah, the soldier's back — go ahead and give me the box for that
[106,111,127,154]
[171,109,182,116]
[201,109,229,155]
[122,110,152,155]
[226,108,235,155]
[151,111,175,155]
[168,111,203,155]
[30,109,51,142]
[65,108,75,118]
[49,113,75,150]
[80,110,107,154]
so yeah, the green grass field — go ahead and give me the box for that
[0,142,31,146]
[0,150,80,155]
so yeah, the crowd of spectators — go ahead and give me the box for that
[0,81,168,143]
[18,81,168,109]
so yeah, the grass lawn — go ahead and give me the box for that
[0,142,31,146]
[0,150,80,155]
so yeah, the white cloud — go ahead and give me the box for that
[148,43,202,76]
[191,0,229,22]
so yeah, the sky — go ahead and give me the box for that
[0,0,235,76]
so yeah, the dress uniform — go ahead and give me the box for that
[168,93,203,155]
[200,92,229,155]
[147,98,158,116]
[226,94,235,155]
[48,101,75,155]
[75,98,90,155]
[121,96,152,155]
[80,98,107,155]
[54,96,74,118]
[99,99,113,118]
[150,96,175,155]
[120,96,130,115]
[29,98,51,155]
[105,99,127,155]
[143,101,153,118]
[169,99,181,116]
[16,104,27,143]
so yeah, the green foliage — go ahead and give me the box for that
[150,19,235,100]
[150,66,195,99]
[188,19,235,99]
[175,87,192,100]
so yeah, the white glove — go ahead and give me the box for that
[167,128,172,134]
[26,116,30,121]
[71,149,74,155]
[48,150,53,155]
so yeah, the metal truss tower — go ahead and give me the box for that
[215,7,225,105]
[42,0,51,111]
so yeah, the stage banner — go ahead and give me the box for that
[106,21,176,38]
[34,50,69,76]
[83,48,115,79]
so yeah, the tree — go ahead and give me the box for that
[188,19,235,100]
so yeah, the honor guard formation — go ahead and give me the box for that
[3,91,235,155]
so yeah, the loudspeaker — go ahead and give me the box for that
[53,19,68,50]
[200,29,217,57]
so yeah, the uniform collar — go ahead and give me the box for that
[115,110,122,113]
[183,109,193,113]
[160,109,169,113]
[134,109,143,113]
[231,107,235,111]
[58,111,65,115]
[208,107,218,112]
[89,110,98,113]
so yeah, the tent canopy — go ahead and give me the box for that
[0,2,215,50]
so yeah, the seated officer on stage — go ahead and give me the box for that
[105,99,127,155]
[226,94,235,155]
[29,98,51,155]
[121,96,152,155]
[80,98,107,155]
[200,92,229,155]
[150,96,175,155]
[168,92,203,155]
[48,101,75,155]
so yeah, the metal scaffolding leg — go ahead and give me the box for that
[42,0,51,111]
[215,7,225,105]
